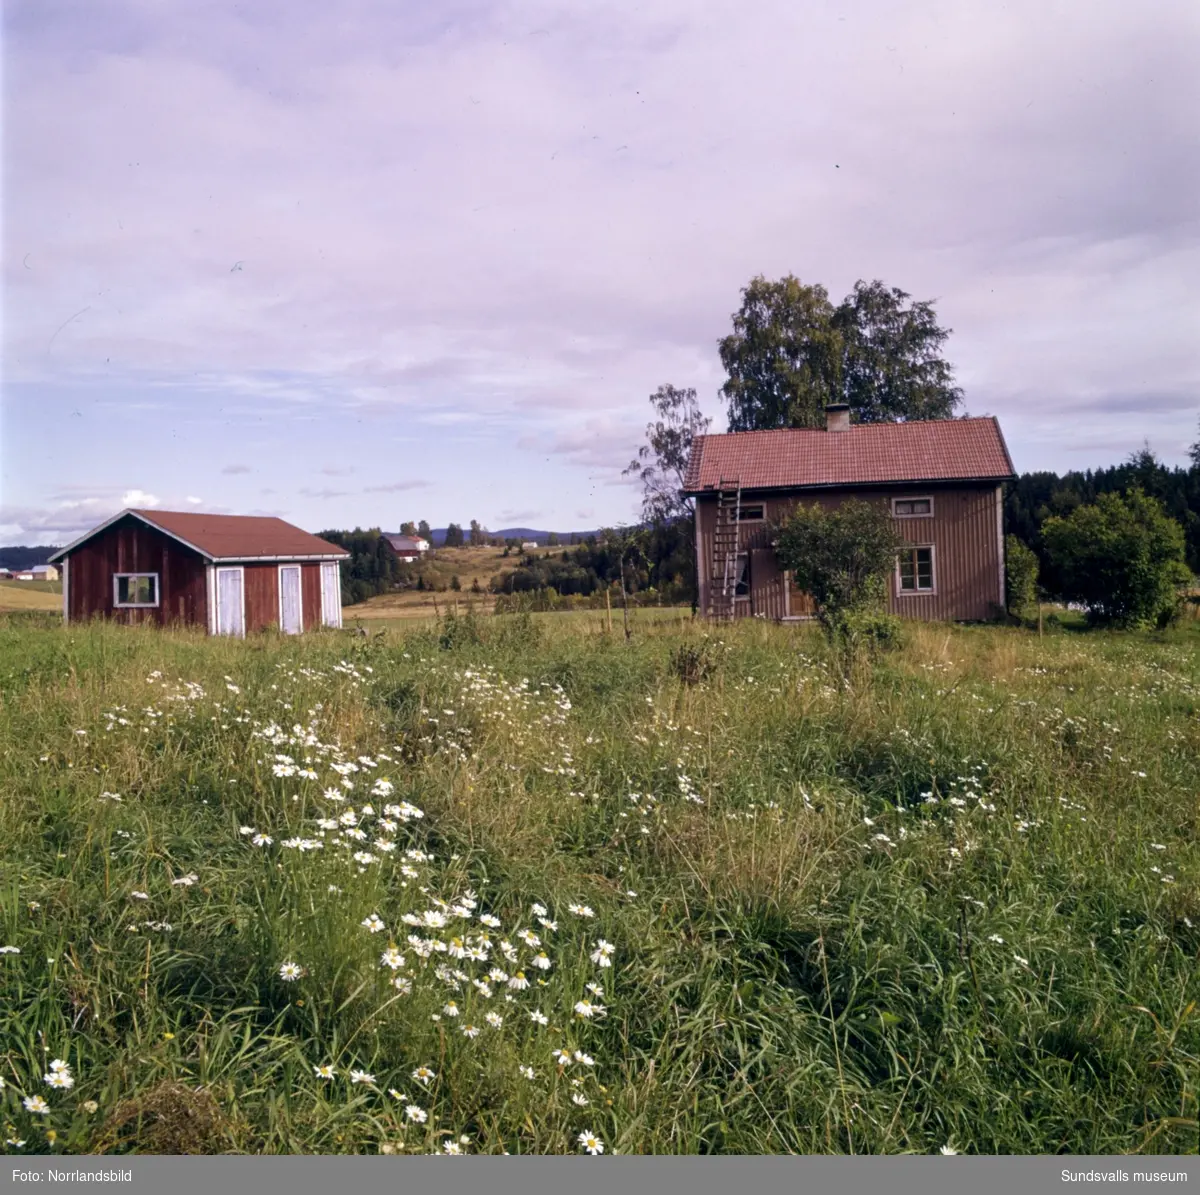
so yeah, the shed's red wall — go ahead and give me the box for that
[64,516,208,627]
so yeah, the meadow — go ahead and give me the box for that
[1,607,1197,1156]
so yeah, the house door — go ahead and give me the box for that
[216,568,245,637]
[320,562,341,627]
[279,566,303,634]
[785,572,817,618]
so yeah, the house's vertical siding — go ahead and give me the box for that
[242,564,280,632]
[696,483,1003,623]
[65,517,207,627]
[301,563,322,631]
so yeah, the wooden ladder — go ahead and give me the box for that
[710,479,742,619]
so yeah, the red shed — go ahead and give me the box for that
[47,509,350,635]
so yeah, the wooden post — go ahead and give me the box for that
[1037,602,1043,637]
[605,586,612,635]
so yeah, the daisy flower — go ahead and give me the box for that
[393,977,413,995]
[442,1001,460,1018]
[380,948,405,970]
[574,1051,595,1067]
[350,1070,376,1085]
[442,1140,462,1155]
[508,971,530,991]
[485,1012,503,1029]
[572,1092,589,1106]
[529,1010,549,1026]
[314,1064,336,1080]
[361,914,386,934]
[553,1048,574,1067]
[406,1105,428,1123]
[577,1131,604,1155]
[43,1070,74,1090]
[251,834,273,847]
[517,929,541,948]
[568,904,595,919]
[411,1067,435,1086]
[531,953,552,971]
[574,1000,605,1019]
[23,1095,50,1115]
[590,940,615,967]
[519,1065,536,1080]
[461,1024,480,1038]
[479,914,502,929]
[279,961,304,981]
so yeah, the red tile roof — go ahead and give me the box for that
[682,417,1015,493]
[50,510,349,562]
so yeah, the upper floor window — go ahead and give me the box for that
[893,497,933,518]
[114,573,159,607]
[736,504,765,522]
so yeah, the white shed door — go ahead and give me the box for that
[216,568,245,637]
[279,566,303,634]
[320,562,341,627]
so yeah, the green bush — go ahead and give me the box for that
[1004,535,1040,621]
[1042,488,1192,629]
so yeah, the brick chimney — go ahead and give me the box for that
[825,403,850,432]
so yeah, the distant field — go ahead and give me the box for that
[0,580,62,611]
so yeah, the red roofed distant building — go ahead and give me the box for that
[682,407,1016,622]
[382,533,430,561]
[48,509,349,635]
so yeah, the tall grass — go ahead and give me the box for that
[0,610,1197,1155]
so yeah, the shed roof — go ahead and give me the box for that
[682,417,1015,493]
[49,509,350,563]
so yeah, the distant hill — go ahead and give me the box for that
[0,546,59,570]
[429,527,602,547]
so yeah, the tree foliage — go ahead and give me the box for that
[624,384,712,525]
[443,523,465,548]
[719,275,963,431]
[773,499,902,633]
[316,528,411,606]
[1041,489,1191,628]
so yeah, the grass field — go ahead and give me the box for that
[1,609,1198,1155]
[0,580,62,612]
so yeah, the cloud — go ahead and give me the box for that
[121,489,160,507]
[185,495,203,505]
[221,464,252,475]
[298,487,349,499]
[496,510,543,524]
[363,480,432,493]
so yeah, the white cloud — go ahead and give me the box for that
[121,489,161,508]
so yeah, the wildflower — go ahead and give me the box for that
[487,967,509,984]
[574,1000,603,1019]
[393,977,413,995]
[986,935,1005,945]
[406,1105,428,1123]
[443,1140,462,1155]
[508,971,530,991]
[381,947,406,970]
[568,904,595,918]
[517,929,541,948]
[49,1060,71,1075]
[442,1001,460,1018]
[574,1051,595,1067]
[485,1012,503,1029]
[353,852,378,866]
[530,1010,549,1026]
[279,961,304,981]
[171,873,199,887]
[532,952,552,971]
[590,940,615,967]
[81,1100,99,1114]
[350,1070,376,1085]
[940,1145,958,1155]
[578,1130,604,1155]
[585,982,604,997]
[411,1067,435,1086]
[479,914,502,929]
[519,1065,535,1080]
[388,1089,404,1101]
[23,1095,50,1114]
[314,1065,336,1080]
[251,834,273,847]
[538,918,558,932]
[0,945,21,954]
[239,826,255,836]
[461,1024,480,1038]
[553,1048,574,1067]
[43,1070,74,1090]
[1014,954,1030,967]
[361,914,386,934]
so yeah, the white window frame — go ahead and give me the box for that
[214,566,246,638]
[896,544,937,596]
[736,503,766,523]
[277,564,304,634]
[320,561,343,628]
[892,495,935,519]
[113,572,160,608]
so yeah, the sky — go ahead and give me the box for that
[3,0,1198,544]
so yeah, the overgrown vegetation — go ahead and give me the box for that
[2,612,1198,1155]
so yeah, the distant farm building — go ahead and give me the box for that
[48,509,349,635]
[382,533,430,562]
[521,541,539,552]
[31,564,60,581]
[683,406,1016,623]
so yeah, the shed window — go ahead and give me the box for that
[114,573,159,607]
[897,547,934,593]
[893,497,933,518]
[736,504,765,522]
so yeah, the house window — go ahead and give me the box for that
[897,547,934,593]
[736,504,765,522]
[733,554,750,599]
[893,496,933,518]
[114,573,159,607]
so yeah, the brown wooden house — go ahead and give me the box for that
[683,406,1017,622]
[48,509,350,635]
